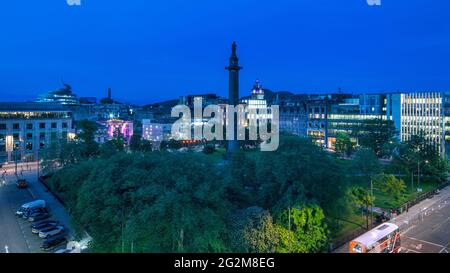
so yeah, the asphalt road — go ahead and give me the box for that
[0,165,73,253]
[334,185,450,253]
[400,198,450,253]
[0,174,33,253]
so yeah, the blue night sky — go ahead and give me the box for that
[0,0,449,105]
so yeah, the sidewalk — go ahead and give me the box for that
[390,186,450,232]
[334,185,450,253]
[1,162,38,171]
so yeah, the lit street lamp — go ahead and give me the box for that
[417,159,429,193]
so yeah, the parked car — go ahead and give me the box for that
[16,200,46,216]
[41,235,67,251]
[32,222,60,234]
[28,213,51,222]
[39,226,64,239]
[22,207,48,219]
[16,179,28,189]
[54,248,71,253]
[31,220,59,229]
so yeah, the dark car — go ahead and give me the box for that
[31,220,58,229]
[28,213,51,222]
[16,179,28,189]
[32,221,60,234]
[41,235,67,251]
[22,207,48,219]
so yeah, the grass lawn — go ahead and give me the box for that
[330,208,367,240]
[373,180,441,209]
[350,174,442,209]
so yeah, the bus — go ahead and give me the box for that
[349,223,401,253]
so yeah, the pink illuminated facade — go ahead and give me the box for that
[94,119,133,144]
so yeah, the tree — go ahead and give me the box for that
[354,119,397,157]
[348,186,375,229]
[44,134,352,253]
[228,207,280,253]
[141,140,153,152]
[59,152,231,253]
[75,119,99,157]
[373,173,406,201]
[275,206,328,253]
[334,132,354,157]
[351,148,381,175]
[129,134,143,151]
[392,133,450,184]
[161,139,182,150]
[203,144,216,154]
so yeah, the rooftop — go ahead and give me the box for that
[0,102,70,112]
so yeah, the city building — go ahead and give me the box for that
[0,103,74,163]
[278,97,308,137]
[142,119,172,142]
[94,119,134,144]
[327,94,387,148]
[306,96,330,147]
[241,80,272,123]
[386,92,447,155]
[36,84,79,105]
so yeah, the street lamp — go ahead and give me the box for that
[5,135,13,162]
[417,159,429,193]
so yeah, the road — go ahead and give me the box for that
[334,185,450,253]
[0,163,73,253]
[400,197,450,253]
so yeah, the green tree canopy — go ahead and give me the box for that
[373,173,406,201]
[353,119,397,157]
[275,206,328,253]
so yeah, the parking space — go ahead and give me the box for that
[0,166,73,253]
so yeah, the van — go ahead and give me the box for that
[22,207,48,219]
[15,200,46,216]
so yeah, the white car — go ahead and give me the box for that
[39,226,64,239]
[54,248,71,253]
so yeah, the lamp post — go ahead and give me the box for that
[417,159,429,193]
[370,179,374,229]
[14,141,19,177]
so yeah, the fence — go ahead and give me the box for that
[392,195,450,232]
[394,182,450,217]
[329,219,377,252]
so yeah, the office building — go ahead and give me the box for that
[0,103,74,163]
